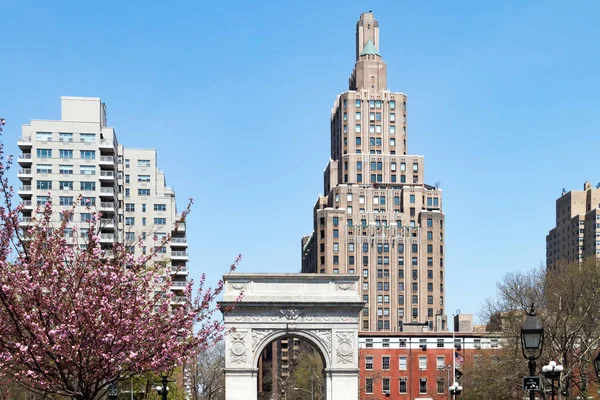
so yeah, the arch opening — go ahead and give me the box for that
[256,334,326,400]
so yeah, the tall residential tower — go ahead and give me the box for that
[301,13,446,332]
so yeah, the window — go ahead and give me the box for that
[437,356,445,369]
[419,378,427,394]
[59,196,73,206]
[59,132,73,142]
[382,356,390,370]
[138,189,151,196]
[356,99,361,107]
[399,295,404,305]
[138,175,151,183]
[37,149,52,158]
[400,162,406,171]
[125,203,135,212]
[125,217,135,226]
[80,182,96,191]
[36,196,50,205]
[399,378,407,394]
[154,218,167,225]
[36,132,52,141]
[80,213,92,222]
[80,133,96,143]
[437,378,445,394]
[80,197,95,206]
[491,338,499,348]
[390,113,396,122]
[59,165,73,174]
[427,218,433,227]
[427,244,433,253]
[382,338,390,348]
[59,149,73,159]
[138,159,151,167]
[355,124,361,133]
[382,378,390,393]
[390,100,396,109]
[399,356,407,370]
[141,203,146,212]
[36,180,52,190]
[474,339,481,349]
[142,217,147,226]
[428,295,434,304]
[348,243,354,252]
[154,204,167,211]
[333,229,339,238]
[365,356,373,370]
[59,181,72,190]
[365,378,373,394]
[80,150,95,160]
[125,188,130,198]
[80,165,96,175]
[355,112,361,120]
[410,194,415,204]
[419,356,427,370]
[125,159,130,168]
[376,100,381,108]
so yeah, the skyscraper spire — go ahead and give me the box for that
[350,12,387,91]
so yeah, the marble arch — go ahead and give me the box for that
[219,274,363,400]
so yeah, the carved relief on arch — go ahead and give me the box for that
[229,330,248,364]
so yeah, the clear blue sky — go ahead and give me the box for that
[2,0,600,323]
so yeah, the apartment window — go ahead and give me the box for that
[365,378,373,394]
[142,217,147,226]
[80,213,92,222]
[390,125,396,134]
[399,378,407,394]
[390,100,396,109]
[427,218,433,227]
[333,229,339,238]
[427,244,433,253]
[59,132,73,142]
[124,159,130,168]
[437,356,445,369]
[36,180,52,190]
[382,378,390,394]
[37,149,52,158]
[80,182,96,191]
[420,378,427,394]
[399,295,404,305]
[398,356,407,370]
[80,197,95,206]
[419,356,427,370]
[381,356,390,370]
[365,356,373,370]
[365,338,373,348]
[376,100,382,108]
[125,188,130,198]
[154,204,167,211]
[59,181,72,190]
[347,206,352,215]
[80,165,96,175]
[428,282,433,292]
[390,113,396,122]
[363,269,368,278]
[59,165,73,174]
[125,203,135,212]
[141,203,146,212]
[59,196,73,206]
[400,162,406,171]
[80,133,95,143]
[59,149,73,159]
[125,217,135,226]
[357,173,362,182]
[138,189,151,196]
[36,132,52,141]
[474,339,481,349]
[491,338,499,348]
[355,99,361,108]
[36,196,50,206]
[80,150,95,160]
[410,194,415,204]
[437,378,445,394]
[137,159,151,167]
[355,112,361,120]
[382,338,390,348]
[377,295,383,304]
[355,124,361,133]
[138,175,151,183]
[154,218,167,225]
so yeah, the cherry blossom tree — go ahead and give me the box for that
[0,121,241,399]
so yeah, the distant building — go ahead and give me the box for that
[359,315,501,399]
[546,181,600,267]
[301,12,446,332]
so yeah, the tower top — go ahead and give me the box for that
[350,12,386,91]
[355,12,380,61]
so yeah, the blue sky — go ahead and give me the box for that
[1,0,600,323]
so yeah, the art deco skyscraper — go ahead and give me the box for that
[302,12,446,332]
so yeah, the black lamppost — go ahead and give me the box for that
[449,381,462,399]
[521,305,544,400]
[155,375,170,400]
[542,360,563,400]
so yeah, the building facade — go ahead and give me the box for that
[301,12,446,332]
[546,181,600,267]
[17,96,188,300]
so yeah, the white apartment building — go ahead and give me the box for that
[17,96,188,297]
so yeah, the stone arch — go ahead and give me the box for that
[252,328,331,370]
[219,274,364,400]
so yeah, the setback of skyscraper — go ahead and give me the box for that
[301,12,447,332]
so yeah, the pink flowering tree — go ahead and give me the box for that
[0,121,241,399]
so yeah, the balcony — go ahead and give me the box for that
[174,221,186,232]
[18,168,32,179]
[100,218,115,228]
[100,233,115,242]
[170,237,188,247]
[17,136,32,148]
[18,185,32,195]
[100,202,115,212]
[99,171,115,180]
[100,187,115,197]
[171,251,189,260]
[99,139,115,151]
[99,156,114,166]
[19,217,32,227]
[21,200,33,210]
[171,296,188,304]
[171,265,189,274]
[170,280,187,289]
[18,153,32,165]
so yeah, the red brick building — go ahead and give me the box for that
[358,330,500,399]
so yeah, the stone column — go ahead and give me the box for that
[224,368,258,400]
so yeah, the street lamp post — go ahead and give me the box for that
[521,304,544,400]
[155,375,170,400]
[449,382,462,399]
[542,360,563,400]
